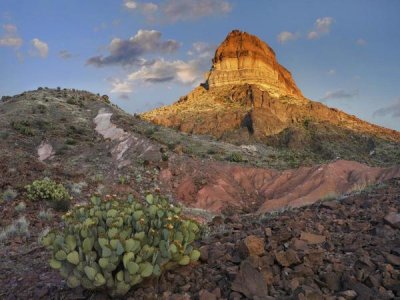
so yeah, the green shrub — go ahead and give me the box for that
[2,188,18,202]
[0,216,30,243]
[11,120,34,136]
[0,131,9,139]
[41,194,201,297]
[101,95,110,104]
[15,201,26,213]
[118,175,129,185]
[207,148,217,155]
[65,138,77,145]
[25,178,71,211]
[227,152,243,162]
[37,104,47,114]
[38,209,54,221]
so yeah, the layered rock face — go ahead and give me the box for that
[142,30,400,143]
[160,158,400,214]
[206,30,303,98]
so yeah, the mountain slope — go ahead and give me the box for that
[1,88,400,299]
[141,30,400,152]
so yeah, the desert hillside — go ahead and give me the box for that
[142,31,400,147]
[0,87,399,299]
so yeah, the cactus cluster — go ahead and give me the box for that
[41,194,201,297]
[25,178,70,211]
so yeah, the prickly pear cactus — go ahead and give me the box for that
[41,194,201,297]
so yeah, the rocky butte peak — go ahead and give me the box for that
[206,30,303,98]
[142,30,400,143]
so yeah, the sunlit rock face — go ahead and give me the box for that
[206,30,303,98]
[141,30,400,143]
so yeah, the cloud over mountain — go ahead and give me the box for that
[124,0,232,23]
[321,89,358,101]
[0,24,23,48]
[373,98,400,118]
[128,58,203,85]
[308,17,334,40]
[31,38,49,58]
[87,30,179,67]
[277,31,300,44]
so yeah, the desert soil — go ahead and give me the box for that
[0,179,399,300]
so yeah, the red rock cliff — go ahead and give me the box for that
[206,30,303,98]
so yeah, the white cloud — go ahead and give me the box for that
[3,24,17,33]
[277,31,300,44]
[124,0,232,23]
[31,38,49,58]
[307,17,334,40]
[373,98,400,118]
[327,69,336,75]
[187,41,215,59]
[110,78,134,93]
[124,0,159,13]
[123,0,158,21]
[87,29,179,67]
[356,38,367,46]
[124,0,138,9]
[142,2,158,13]
[124,41,213,87]
[321,89,358,101]
[59,50,72,59]
[163,0,231,22]
[128,58,203,85]
[0,24,23,48]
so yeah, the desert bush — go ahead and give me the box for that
[0,131,9,139]
[41,194,201,297]
[65,138,77,145]
[0,216,30,243]
[25,178,71,211]
[37,104,47,114]
[101,95,110,104]
[39,209,54,221]
[207,148,217,155]
[1,95,12,102]
[11,120,34,136]
[15,201,26,213]
[227,152,243,162]
[118,175,129,185]
[2,188,18,202]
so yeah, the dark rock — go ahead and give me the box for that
[338,290,357,300]
[229,291,243,300]
[226,266,239,280]
[321,200,339,209]
[211,287,221,298]
[321,272,341,291]
[199,245,209,262]
[212,216,224,226]
[365,274,381,288]
[383,252,400,266]
[293,285,323,300]
[291,238,308,251]
[384,212,400,228]
[199,289,217,300]
[300,231,326,244]
[231,259,269,299]
[342,275,374,300]
[293,264,314,277]
[275,249,301,267]
[239,235,265,257]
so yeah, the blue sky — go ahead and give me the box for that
[1,0,400,130]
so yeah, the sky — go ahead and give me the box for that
[1,0,400,131]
